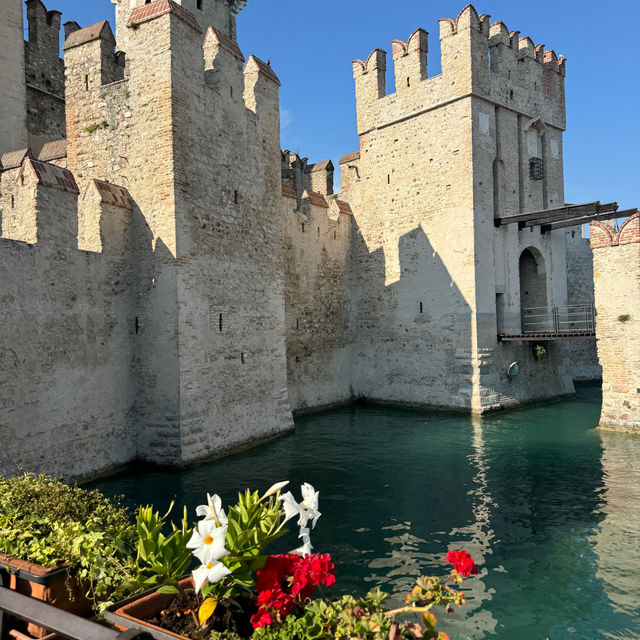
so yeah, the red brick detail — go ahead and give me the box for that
[282,182,297,199]
[339,150,360,165]
[617,212,640,246]
[19,159,79,194]
[203,26,244,61]
[62,21,114,51]
[128,0,202,34]
[589,221,616,249]
[246,55,281,86]
[85,179,133,209]
[38,139,67,162]
[302,190,329,209]
[0,148,31,170]
[335,199,353,215]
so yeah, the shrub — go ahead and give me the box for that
[0,473,137,609]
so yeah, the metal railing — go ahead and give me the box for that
[521,304,595,335]
[0,582,151,640]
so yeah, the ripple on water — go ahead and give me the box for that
[90,386,640,640]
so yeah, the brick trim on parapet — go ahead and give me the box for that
[62,21,115,51]
[127,0,203,34]
[301,190,329,209]
[339,150,360,165]
[590,213,640,249]
[335,200,353,216]
[245,55,281,86]
[0,149,31,171]
[203,26,244,61]
[83,179,133,209]
[282,182,297,199]
[18,158,79,193]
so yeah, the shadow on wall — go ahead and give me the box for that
[349,224,473,410]
[0,199,181,479]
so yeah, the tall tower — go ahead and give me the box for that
[0,0,28,156]
[342,4,572,412]
[112,0,246,52]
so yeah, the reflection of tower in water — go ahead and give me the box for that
[441,416,499,636]
[593,431,640,619]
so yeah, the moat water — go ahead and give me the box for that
[91,385,640,640]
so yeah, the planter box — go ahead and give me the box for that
[103,578,194,640]
[0,553,92,639]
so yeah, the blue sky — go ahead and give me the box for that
[37,0,639,209]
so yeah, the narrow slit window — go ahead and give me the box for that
[85,75,89,91]
[419,302,423,314]
[387,174,390,184]
[407,77,410,87]
[11,195,15,208]
[219,313,223,332]
[234,190,239,204]
[230,86,233,98]
[317,226,320,236]
[197,0,203,9]
[302,223,305,233]
[240,352,245,364]
[296,318,299,330]
[135,317,139,334]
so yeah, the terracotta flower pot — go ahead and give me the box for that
[104,577,195,640]
[0,553,92,638]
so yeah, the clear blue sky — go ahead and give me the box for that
[36,0,639,209]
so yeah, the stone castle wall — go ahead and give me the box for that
[0,1,612,479]
[341,6,575,412]
[282,187,354,413]
[590,215,640,431]
[564,226,601,381]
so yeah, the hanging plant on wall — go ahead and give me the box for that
[532,343,547,360]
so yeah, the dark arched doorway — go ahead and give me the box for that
[519,248,549,332]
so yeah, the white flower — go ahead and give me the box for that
[195,493,228,526]
[290,527,313,557]
[299,483,321,529]
[279,491,303,523]
[279,483,321,529]
[192,560,232,593]
[186,519,229,565]
[262,480,289,499]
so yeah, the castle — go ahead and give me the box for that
[1,0,629,479]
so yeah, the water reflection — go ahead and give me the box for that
[91,387,640,640]
[592,430,640,638]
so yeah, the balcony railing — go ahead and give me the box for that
[521,304,595,335]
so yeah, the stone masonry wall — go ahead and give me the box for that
[564,226,601,381]
[283,189,353,413]
[0,0,28,157]
[24,0,66,148]
[590,215,640,431]
[0,161,137,479]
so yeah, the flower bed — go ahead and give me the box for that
[106,481,477,640]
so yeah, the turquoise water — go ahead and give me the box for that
[91,386,640,640]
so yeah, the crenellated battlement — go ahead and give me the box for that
[352,4,566,135]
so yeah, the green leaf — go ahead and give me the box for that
[157,585,180,595]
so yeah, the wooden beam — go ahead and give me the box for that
[541,208,638,232]
[520,201,618,229]
[495,202,600,226]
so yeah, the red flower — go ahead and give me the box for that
[250,610,272,629]
[445,550,478,577]
[251,553,336,629]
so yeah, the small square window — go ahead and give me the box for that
[529,157,544,181]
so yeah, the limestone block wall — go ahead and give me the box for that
[590,215,640,431]
[283,188,353,413]
[24,0,66,148]
[0,0,28,157]
[0,160,137,479]
[564,227,601,381]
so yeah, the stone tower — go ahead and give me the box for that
[112,0,246,52]
[342,4,573,412]
[0,0,28,156]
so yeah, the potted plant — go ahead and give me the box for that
[105,482,476,640]
[0,473,138,637]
